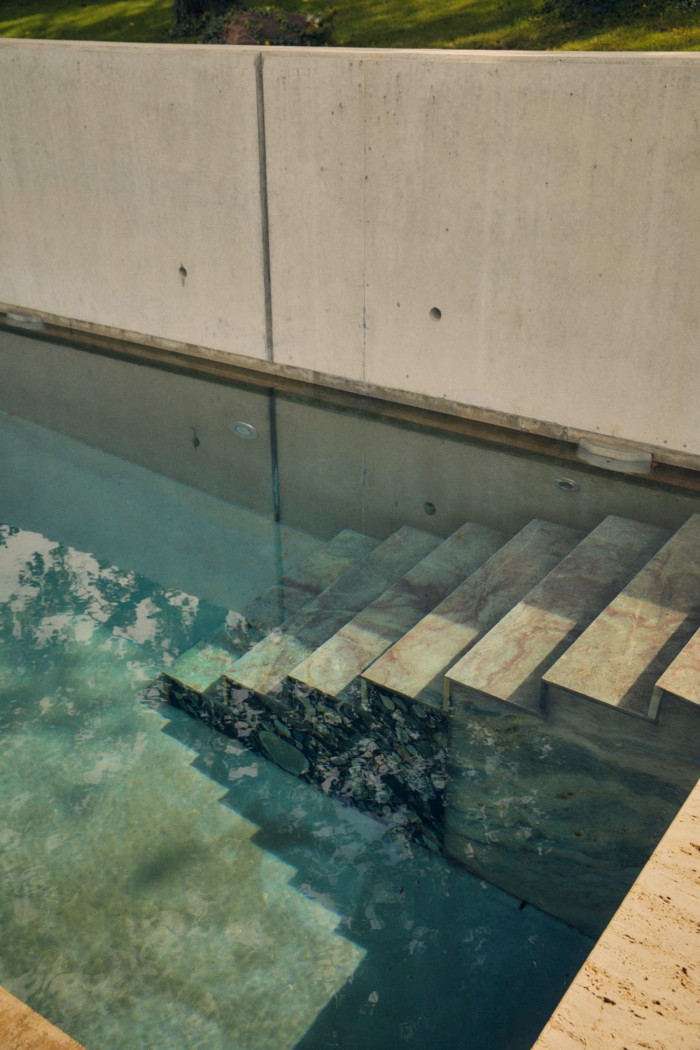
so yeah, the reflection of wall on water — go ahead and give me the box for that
[2,330,700,547]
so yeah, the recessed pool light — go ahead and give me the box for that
[555,477,579,492]
[229,421,258,441]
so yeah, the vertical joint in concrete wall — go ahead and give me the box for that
[255,52,274,363]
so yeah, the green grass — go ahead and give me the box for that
[0,0,172,42]
[0,0,698,49]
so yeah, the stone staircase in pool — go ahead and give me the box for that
[152,514,700,936]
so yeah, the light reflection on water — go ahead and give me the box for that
[0,521,591,1050]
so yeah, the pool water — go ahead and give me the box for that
[0,410,592,1049]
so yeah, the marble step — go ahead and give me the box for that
[543,514,700,720]
[652,626,700,714]
[362,519,583,712]
[288,521,508,703]
[446,516,671,718]
[164,528,378,694]
[162,622,251,695]
[244,528,379,631]
[227,525,442,699]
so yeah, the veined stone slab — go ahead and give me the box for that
[543,514,700,719]
[653,625,700,711]
[244,528,378,631]
[363,519,582,712]
[443,690,689,937]
[228,526,441,698]
[447,516,670,717]
[289,521,507,701]
[163,622,251,695]
[163,529,377,695]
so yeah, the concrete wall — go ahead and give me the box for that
[1,41,700,459]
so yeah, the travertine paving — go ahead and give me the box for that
[534,776,700,1049]
[0,986,85,1049]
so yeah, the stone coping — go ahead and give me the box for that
[533,776,700,1048]
[0,986,85,1049]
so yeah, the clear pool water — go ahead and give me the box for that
[0,410,592,1049]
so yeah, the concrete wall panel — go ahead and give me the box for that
[0,41,266,358]
[263,51,366,379]
[360,54,700,456]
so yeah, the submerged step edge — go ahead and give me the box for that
[446,515,671,717]
[362,518,583,712]
[163,528,378,695]
[226,525,441,699]
[543,513,700,720]
[288,520,508,702]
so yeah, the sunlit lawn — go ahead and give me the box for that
[0,0,698,49]
[0,0,171,41]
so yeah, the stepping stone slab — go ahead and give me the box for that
[228,526,441,698]
[446,516,671,717]
[289,521,508,701]
[363,518,583,711]
[164,529,377,694]
[544,514,700,719]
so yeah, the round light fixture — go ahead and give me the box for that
[229,421,258,441]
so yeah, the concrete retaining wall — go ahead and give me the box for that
[1,41,699,459]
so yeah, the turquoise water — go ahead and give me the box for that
[0,412,592,1049]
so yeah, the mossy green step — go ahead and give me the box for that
[446,516,671,718]
[289,521,508,702]
[165,528,378,694]
[228,526,441,699]
[362,519,583,712]
[544,514,700,720]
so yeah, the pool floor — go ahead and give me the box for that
[0,411,592,1049]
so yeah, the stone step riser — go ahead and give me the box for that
[544,514,700,720]
[154,514,700,937]
[288,521,508,704]
[162,528,379,696]
[362,518,584,713]
[228,526,441,698]
[446,516,671,718]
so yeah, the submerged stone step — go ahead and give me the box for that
[446,516,671,717]
[543,514,700,720]
[289,521,507,703]
[164,528,378,695]
[227,526,441,699]
[244,528,379,632]
[652,625,700,713]
[163,622,251,695]
[362,519,583,712]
